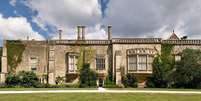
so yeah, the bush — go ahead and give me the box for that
[79,64,97,88]
[5,71,40,87]
[122,74,137,88]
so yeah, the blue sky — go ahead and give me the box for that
[1,0,201,46]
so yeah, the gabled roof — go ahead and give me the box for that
[168,30,180,40]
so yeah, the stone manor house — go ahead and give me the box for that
[1,26,201,87]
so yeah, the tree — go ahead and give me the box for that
[171,49,201,88]
[122,73,137,88]
[79,64,97,87]
[146,55,169,88]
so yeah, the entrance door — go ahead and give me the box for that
[98,78,104,87]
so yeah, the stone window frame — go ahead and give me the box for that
[29,56,39,72]
[126,48,155,73]
[67,52,79,74]
[95,54,106,70]
[127,54,154,72]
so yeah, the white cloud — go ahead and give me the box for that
[0,14,44,41]
[24,0,104,39]
[103,0,201,39]
[9,0,17,6]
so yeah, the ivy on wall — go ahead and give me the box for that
[161,43,175,70]
[67,44,96,71]
[6,40,26,73]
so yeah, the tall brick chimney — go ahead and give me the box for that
[81,26,85,40]
[108,25,112,40]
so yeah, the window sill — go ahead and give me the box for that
[128,70,152,74]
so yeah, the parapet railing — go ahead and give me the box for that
[162,40,201,45]
[112,38,162,44]
[49,40,111,45]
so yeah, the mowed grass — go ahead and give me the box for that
[0,88,97,91]
[0,93,201,101]
[0,88,201,92]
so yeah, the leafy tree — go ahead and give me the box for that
[146,44,175,88]
[122,73,137,88]
[171,49,201,88]
[79,64,97,87]
[146,55,169,88]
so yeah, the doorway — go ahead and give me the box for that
[98,78,104,87]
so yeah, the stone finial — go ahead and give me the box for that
[168,30,180,40]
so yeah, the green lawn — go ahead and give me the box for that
[0,93,200,101]
[0,88,200,91]
[0,88,97,91]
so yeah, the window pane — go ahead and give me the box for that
[138,55,146,71]
[96,57,105,70]
[128,56,137,71]
[68,55,77,73]
[30,57,38,71]
[147,56,153,71]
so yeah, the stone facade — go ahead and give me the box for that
[1,26,201,87]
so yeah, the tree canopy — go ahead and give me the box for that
[171,49,201,88]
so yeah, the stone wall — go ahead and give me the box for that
[52,44,110,84]
[16,41,48,76]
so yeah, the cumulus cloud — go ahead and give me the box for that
[24,0,105,39]
[103,0,201,39]
[0,14,44,41]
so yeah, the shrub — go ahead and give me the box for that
[55,76,65,85]
[122,74,137,88]
[5,71,40,87]
[79,64,97,87]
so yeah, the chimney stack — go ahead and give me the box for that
[58,29,62,40]
[81,26,85,40]
[108,25,112,40]
[77,26,81,40]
